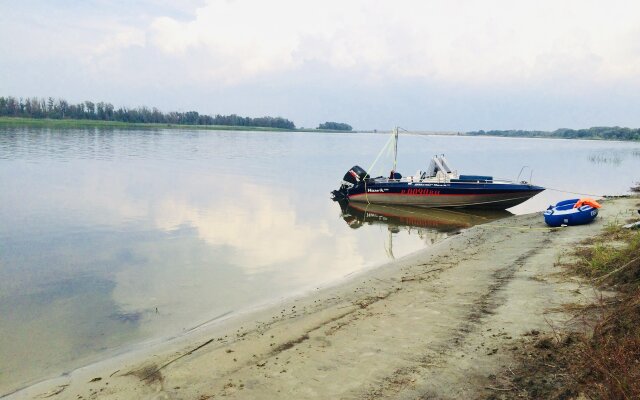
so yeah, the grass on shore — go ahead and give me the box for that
[485,205,640,400]
[0,116,294,131]
[571,221,640,278]
[0,116,358,133]
[565,219,640,400]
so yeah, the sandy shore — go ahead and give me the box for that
[9,197,639,400]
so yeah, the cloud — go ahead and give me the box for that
[149,1,308,82]
[93,27,147,56]
[143,0,640,85]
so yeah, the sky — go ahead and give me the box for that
[1,0,639,131]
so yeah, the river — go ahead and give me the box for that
[1,127,639,395]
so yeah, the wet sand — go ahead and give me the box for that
[9,197,639,400]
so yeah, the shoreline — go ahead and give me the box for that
[0,117,352,133]
[4,118,640,142]
[7,196,639,399]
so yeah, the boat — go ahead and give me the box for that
[543,198,600,227]
[331,128,545,209]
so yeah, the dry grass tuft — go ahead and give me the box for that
[569,291,640,399]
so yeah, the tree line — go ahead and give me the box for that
[0,96,296,130]
[467,127,640,141]
[317,121,352,131]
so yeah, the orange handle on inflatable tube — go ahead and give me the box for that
[574,198,601,209]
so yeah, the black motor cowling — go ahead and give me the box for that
[331,165,368,201]
[342,165,369,185]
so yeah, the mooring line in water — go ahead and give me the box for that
[543,187,607,198]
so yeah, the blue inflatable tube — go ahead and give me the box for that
[544,198,598,227]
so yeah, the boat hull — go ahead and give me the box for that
[345,182,544,209]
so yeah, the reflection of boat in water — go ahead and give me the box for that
[337,201,511,259]
[332,128,544,209]
[339,201,511,232]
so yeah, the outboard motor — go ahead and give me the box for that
[331,165,368,201]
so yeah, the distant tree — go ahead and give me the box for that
[84,101,95,118]
[96,102,105,120]
[1,95,298,130]
[318,121,353,131]
[24,97,33,116]
[8,97,19,116]
[466,127,640,141]
[184,111,199,124]
[58,99,68,118]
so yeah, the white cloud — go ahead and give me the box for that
[93,27,147,55]
[143,0,640,85]
[149,1,309,82]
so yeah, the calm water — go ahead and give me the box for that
[1,128,639,394]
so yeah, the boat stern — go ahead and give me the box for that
[331,165,368,201]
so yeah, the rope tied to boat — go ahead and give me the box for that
[543,187,608,198]
[364,133,397,205]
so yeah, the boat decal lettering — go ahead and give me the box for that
[400,188,441,195]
